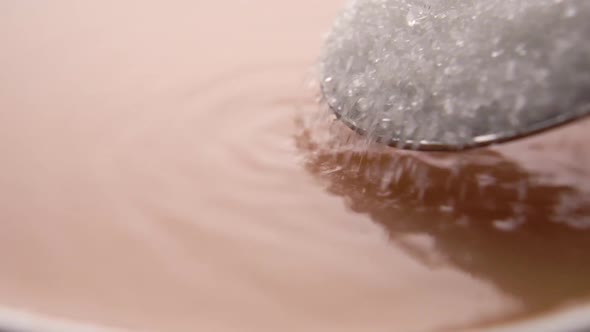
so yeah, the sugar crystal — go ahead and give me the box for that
[320,0,590,149]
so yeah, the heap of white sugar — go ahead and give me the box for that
[319,0,590,149]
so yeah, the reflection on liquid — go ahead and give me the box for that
[296,112,590,326]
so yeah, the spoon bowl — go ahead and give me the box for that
[320,0,590,151]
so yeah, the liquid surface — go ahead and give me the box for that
[0,1,590,332]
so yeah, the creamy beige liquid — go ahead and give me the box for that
[1,1,589,332]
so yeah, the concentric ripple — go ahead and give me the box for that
[2,1,590,331]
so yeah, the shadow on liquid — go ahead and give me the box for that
[296,118,590,324]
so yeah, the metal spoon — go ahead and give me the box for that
[320,0,590,151]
